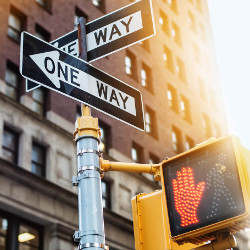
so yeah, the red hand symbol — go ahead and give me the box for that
[172,167,205,227]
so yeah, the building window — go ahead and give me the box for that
[19,223,40,249]
[8,7,26,42]
[193,42,201,63]
[32,87,46,116]
[0,216,8,249]
[5,61,20,100]
[163,46,174,73]
[171,22,181,46]
[188,11,196,32]
[35,24,50,42]
[149,153,160,164]
[167,85,178,112]
[138,39,150,51]
[168,0,178,13]
[131,142,143,163]
[159,11,169,35]
[101,180,111,209]
[0,211,43,250]
[180,96,191,122]
[196,0,202,12]
[99,121,110,155]
[203,114,212,137]
[74,8,88,29]
[36,0,51,11]
[141,64,152,90]
[31,142,46,177]
[76,105,82,120]
[198,77,207,101]
[145,107,157,137]
[185,136,194,151]
[172,126,182,153]
[2,127,19,165]
[92,0,105,11]
[125,51,136,78]
[176,57,186,82]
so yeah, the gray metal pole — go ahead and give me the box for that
[72,17,106,250]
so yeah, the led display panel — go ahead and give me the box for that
[162,137,246,237]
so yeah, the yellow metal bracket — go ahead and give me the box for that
[191,232,236,250]
[100,158,161,181]
[73,105,100,140]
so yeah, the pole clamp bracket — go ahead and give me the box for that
[73,231,82,241]
[78,243,108,249]
[72,176,79,186]
[78,165,103,174]
[77,148,100,156]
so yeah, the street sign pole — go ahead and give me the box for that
[73,18,106,250]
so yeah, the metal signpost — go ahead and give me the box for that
[71,17,106,250]
[26,0,155,91]
[20,1,155,249]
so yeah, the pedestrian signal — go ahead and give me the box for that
[161,136,250,244]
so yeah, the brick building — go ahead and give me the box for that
[0,0,245,249]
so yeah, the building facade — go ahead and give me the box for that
[0,0,245,249]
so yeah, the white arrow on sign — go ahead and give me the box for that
[30,51,136,116]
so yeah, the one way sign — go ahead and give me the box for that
[52,0,155,62]
[27,0,155,91]
[20,32,144,130]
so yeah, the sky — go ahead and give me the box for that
[207,0,250,149]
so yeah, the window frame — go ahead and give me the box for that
[98,121,110,155]
[159,10,169,35]
[163,46,174,73]
[180,95,191,123]
[188,11,196,32]
[35,24,50,42]
[2,126,19,165]
[172,126,182,154]
[149,153,160,164]
[0,209,43,250]
[101,179,111,210]
[131,142,144,163]
[167,85,178,112]
[74,7,88,29]
[145,107,157,138]
[138,39,150,52]
[141,63,152,91]
[8,7,26,43]
[168,0,178,13]
[198,77,207,101]
[185,136,194,151]
[5,61,21,101]
[92,0,106,12]
[171,22,181,47]
[125,51,137,79]
[176,57,186,83]
[32,87,47,116]
[31,142,46,178]
[35,0,52,12]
